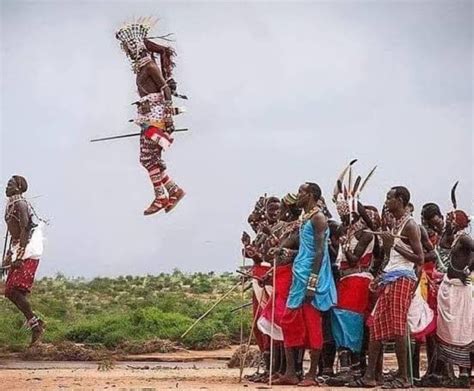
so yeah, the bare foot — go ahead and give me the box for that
[298,377,318,387]
[273,375,300,386]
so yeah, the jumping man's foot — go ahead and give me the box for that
[144,197,169,215]
[30,318,45,346]
[165,188,185,213]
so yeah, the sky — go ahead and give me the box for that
[0,0,472,278]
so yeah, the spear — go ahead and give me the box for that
[180,280,250,339]
[230,301,253,313]
[90,128,189,143]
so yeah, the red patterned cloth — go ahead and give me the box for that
[422,261,443,313]
[281,303,323,349]
[370,277,415,341]
[5,258,40,296]
[252,263,271,351]
[337,275,372,315]
[261,264,293,328]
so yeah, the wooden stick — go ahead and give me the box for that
[364,230,408,240]
[268,264,277,387]
[239,286,269,382]
[239,254,246,381]
[181,281,243,339]
[90,128,188,143]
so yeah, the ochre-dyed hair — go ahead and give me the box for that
[449,210,470,230]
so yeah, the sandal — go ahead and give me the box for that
[347,377,377,388]
[165,189,185,213]
[144,197,169,215]
[382,378,411,389]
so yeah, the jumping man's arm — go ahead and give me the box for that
[16,200,30,261]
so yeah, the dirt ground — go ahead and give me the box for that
[0,346,461,391]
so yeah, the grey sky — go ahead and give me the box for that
[1,0,472,278]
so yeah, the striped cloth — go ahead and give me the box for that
[437,339,473,368]
[370,277,415,341]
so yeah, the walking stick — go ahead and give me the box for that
[239,284,270,382]
[407,325,414,386]
[239,253,246,379]
[181,280,246,339]
[268,264,277,387]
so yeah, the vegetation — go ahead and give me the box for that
[0,270,252,352]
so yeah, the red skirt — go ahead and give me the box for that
[261,264,293,327]
[337,275,372,315]
[370,277,415,341]
[252,263,271,351]
[5,258,40,296]
[281,303,323,350]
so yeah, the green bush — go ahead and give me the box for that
[0,270,252,351]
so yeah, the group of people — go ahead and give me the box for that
[241,163,473,388]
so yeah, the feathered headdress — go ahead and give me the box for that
[115,17,176,76]
[448,181,471,230]
[332,159,377,223]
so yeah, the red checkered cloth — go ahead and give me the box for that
[281,303,323,349]
[5,258,40,296]
[370,277,415,341]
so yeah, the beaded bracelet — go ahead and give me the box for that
[307,273,319,291]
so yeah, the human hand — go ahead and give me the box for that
[304,289,315,303]
[379,232,395,253]
[2,251,12,267]
[10,259,23,270]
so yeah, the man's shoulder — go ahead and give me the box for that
[311,211,328,230]
[402,217,419,233]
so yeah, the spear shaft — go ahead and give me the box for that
[90,128,189,143]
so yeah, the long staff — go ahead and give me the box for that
[239,253,246,379]
[180,280,247,339]
[407,325,414,386]
[268,264,277,387]
[90,128,189,143]
[239,277,272,382]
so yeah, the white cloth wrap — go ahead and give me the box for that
[436,274,474,346]
[408,283,434,334]
[11,224,44,260]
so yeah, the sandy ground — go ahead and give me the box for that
[0,361,299,391]
[0,346,461,391]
